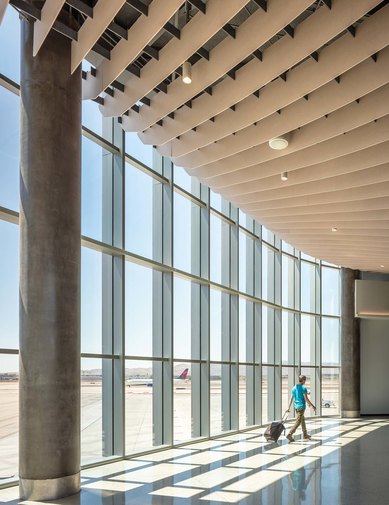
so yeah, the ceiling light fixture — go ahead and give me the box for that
[281,172,288,181]
[182,61,192,84]
[331,227,338,232]
[269,136,288,150]
[380,265,385,268]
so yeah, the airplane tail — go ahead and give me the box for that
[177,368,189,380]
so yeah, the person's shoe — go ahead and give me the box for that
[286,433,294,443]
[303,434,312,440]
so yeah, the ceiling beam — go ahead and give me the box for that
[33,0,66,56]
[82,0,183,99]
[71,0,126,73]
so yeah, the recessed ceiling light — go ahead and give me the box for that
[331,227,338,232]
[269,136,288,150]
[182,61,192,84]
[281,172,288,181]
[380,265,385,268]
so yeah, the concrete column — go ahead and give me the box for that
[19,17,81,501]
[341,268,360,418]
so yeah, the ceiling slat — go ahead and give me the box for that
[232,164,389,205]
[71,0,126,74]
[201,115,389,188]
[33,0,66,57]
[138,0,385,144]
[102,0,251,117]
[123,0,313,132]
[82,0,184,99]
[171,47,389,166]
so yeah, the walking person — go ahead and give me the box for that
[286,375,316,442]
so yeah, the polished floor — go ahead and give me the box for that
[1,418,389,505]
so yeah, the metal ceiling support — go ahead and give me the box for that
[140,96,150,106]
[188,0,206,14]
[186,100,192,108]
[222,23,236,38]
[164,21,180,39]
[107,21,128,39]
[131,104,139,112]
[104,87,114,97]
[71,0,126,72]
[93,96,104,105]
[156,82,168,93]
[168,112,175,119]
[304,94,309,100]
[66,0,93,18]
[335,75,341,83]
[322,0,331,9]
[280,72,287,81]
[371,52,378,62]
[143,45,159,60]
[310,51,319,61]
[126,0,148,16]
[33,0,67,56]
[230,104,236,111]
[127,63,141,77]
[347,25,356,37]
[253,0,267,12]
[93,43,110,59]
[112,80,125,92]
[253,49,263,60]
[284,24,294,38]
[227,69,236,79]
[9,0,41,20]
[197,47,209,60]
[253,90,260,98]
[204,86,212,95]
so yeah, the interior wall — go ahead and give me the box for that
[360,272,389,415]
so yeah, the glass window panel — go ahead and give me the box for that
[82,100,103,137]
[125,262,158,357]
[173,362,192,443]
[81,136,110,243]
[239,298,247,362]
[239,231,253,294]
[210,213,230,286]
[282,311,295,365]
[301,315,315,366]
[301,252,316,261]
[322,317,340,366]
[210,363,229,435]
[173,192,200,275]
[282,367,296,415]
[174,165,200,197]
[321,368,340,415]
[174,276,198,360]
[210,190,222,212]
[125,163,162,260]
[125,132,154,168]
[239,365,247,429]
[300,366,318,416]
[282,241,294,255]
[262,226,275,246]
[0,87,19,211]
[262,244,274,303]
[301,261,316,313]
[81,358,112,465]
[262,366,274,423]
[81,248,102,354]
[262,306,274,364]
[0,7,20,82]
[0,354,18,482]
[322,267,340,316]
[210,289,222,361]
[0,220,19,350]
[282,255,295,309]
[125,359,153,453]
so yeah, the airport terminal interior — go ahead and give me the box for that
[0,0,389,503]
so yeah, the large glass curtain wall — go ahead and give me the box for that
[0,8,341,485]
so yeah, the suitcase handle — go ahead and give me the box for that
[282,411,289,421]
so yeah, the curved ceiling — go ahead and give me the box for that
[4,0,389,272]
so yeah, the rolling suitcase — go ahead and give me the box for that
[264,412,288,442]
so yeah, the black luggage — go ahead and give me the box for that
[264,412,288,442]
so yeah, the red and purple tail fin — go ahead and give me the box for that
[178,368,189,380]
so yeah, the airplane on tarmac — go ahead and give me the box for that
[126,368,189,387]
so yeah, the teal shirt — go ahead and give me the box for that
[292,384,307,409]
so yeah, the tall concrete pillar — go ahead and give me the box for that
[340,268,360,418]
[19,16,81,501]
